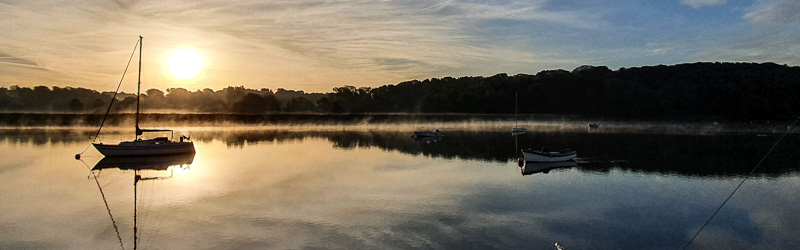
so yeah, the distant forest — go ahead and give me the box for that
[1,62,799,119]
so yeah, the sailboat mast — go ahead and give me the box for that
[135,36,142,140]
[515,92,518,128]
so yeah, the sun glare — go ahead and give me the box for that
[167,49,203,80]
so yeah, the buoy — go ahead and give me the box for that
[75,154,81,160]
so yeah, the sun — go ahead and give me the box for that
[166,49,203,80]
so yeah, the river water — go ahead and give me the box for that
[1,125,799,249]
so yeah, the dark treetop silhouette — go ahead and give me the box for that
[1,62,799,119]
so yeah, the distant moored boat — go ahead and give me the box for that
[522,148,577,162]
[413,129,442,137]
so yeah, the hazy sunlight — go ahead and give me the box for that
[166,49,203,80]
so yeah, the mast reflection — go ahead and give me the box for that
[90,153,195,250]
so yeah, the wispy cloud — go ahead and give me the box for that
[688,0,800,64]
[681,0,729,9]
[647,43,675,56]
[690,29,800,64]
[1,0,796,92]
[0,0,611,91]
[106,1,604,89]
[0,52,38,67]
[744,0,800,25]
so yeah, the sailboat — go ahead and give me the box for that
[92,36,195,157]
[512,92,526,134]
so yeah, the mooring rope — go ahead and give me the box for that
[92,171,125,250]
[77,143,93,156]
[683,115,800,249]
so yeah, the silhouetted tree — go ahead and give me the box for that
[263,94,281,112]
[316,97,333,113]
[90,98,107,113]
[231,93,267,114]
[228,93,280,114]
[2,62,799,119]
[284,97,315,112]
[144,88,166,108]
[68,98,83,111]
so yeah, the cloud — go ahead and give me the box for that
[647,42,674,55]
[0,0,610,91]
[681,0,729,9]
[128,0,601,88]
[690,29,800,65]
[744,0,800,25]
[0,52,38,67]
[685,0,800,68]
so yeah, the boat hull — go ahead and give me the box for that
[413,131,441,137]
[93,141,195,157]
[522,150,577,162]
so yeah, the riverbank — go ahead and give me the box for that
[0,112,796,136]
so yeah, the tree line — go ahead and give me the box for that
[1,62,798,119]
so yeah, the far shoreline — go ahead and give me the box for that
[0,112,795,136]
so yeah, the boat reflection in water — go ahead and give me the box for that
[90,153,195,250]
[412,129,442,138]
[92,153,195,171]
[412,135,442,143]
[520,160,577,175]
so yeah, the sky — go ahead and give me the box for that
[1,0,799,93]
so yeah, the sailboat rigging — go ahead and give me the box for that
[92,36,195,156]
[512,92,526,134]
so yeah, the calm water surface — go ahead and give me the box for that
[1,126,799,249]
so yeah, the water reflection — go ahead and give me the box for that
[92,153,195,171]
[3,127,800,249]
[0,128,94,145]
[412,135,442,143]
[520,161,577,175]
[90,154,194,250]
[3,128,799,177]
[185,130,800,177]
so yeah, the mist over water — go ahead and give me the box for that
[1,113,795,136]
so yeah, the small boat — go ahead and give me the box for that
[588,123,600,128]
[92,36,195,157]
[522,148,577,162]
[413,129,442,137]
